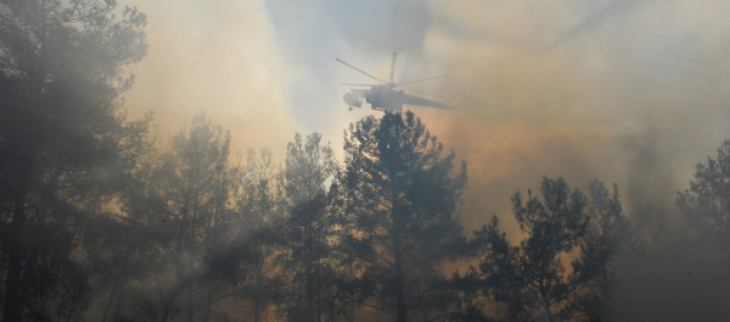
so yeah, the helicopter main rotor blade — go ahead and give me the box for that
[396,75,451,86]
[341,83,378,86]
[336,58,386,84]
[407,90,440,98]
[390,52,397,83]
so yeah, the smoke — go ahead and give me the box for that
[118,0,730,231]
[605,243,730,321]
[111,0,730,317]
[405,1,730,318]
[365,0,730,238]
[119,0,298,160]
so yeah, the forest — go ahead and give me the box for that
[2,1,730,322]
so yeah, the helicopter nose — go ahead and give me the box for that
[344,92,362,107]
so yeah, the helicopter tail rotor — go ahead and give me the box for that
[455,88,483,109]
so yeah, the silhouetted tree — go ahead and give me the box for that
[677,139,730,259]
[81,123,157,322]
[159,113,233,322]
[474,177,588,322]
[104,113,233,322]
[232,148,283,322]
[473,177,632,322]
[569,180,631,322]
[276,133,351,322]
[341,111,467,322]
[0,0,148,320]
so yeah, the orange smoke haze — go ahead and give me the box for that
[405,0,730,237]
[116,0,730,238]
[119,0,297,160]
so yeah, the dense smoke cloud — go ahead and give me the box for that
[120,0,297,158]
[121,0,730,255]
[393,0,730,235]
[120,0,730,229]
[5,0,730,320]
[118,0,730,316]
[258,0,728,232]
[409,1,730,318]
[292,2,730,317]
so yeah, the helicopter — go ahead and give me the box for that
[337,52,475,112]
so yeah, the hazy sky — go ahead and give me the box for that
[119,0,730,235]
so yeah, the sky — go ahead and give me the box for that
[118,0,730,238]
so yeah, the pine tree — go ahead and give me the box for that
[277,133,349,322]
[341,111,467,322]
[0,1,148,320]
[677,139,730,259]
[473,177,631,322]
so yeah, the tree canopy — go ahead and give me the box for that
[341,111,467,322]
[1,2,727,320]
[0,1,148,321]
[677,139,730,258]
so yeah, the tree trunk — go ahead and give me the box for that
[161,303,173,322]
[3,167,29,322]
[306,203,316,322]
[253,299,259,322]
[100,263,126,322]
[393,233,407,322]
[160,283,189,322]
[540,287,554,322]
[391,175,407,322]
[203,275,213,322]
[188,287,194,322]
[16,250,39,318]
[161,287,184,322]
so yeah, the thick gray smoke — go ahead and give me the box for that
[410,1,730,319]
[292,1,730,319]
[117,0,730,319]
[394,0,730,235]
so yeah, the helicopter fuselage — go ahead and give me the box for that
[344,85,408,112]
[337,53,457,112]
[344,84,454,112]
